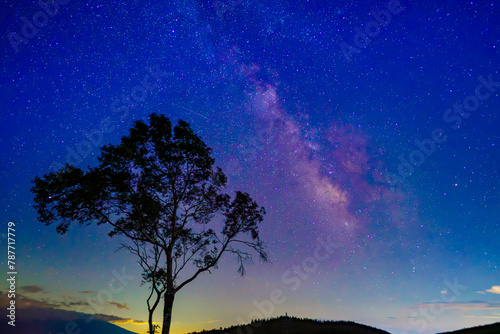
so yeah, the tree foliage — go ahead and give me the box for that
[31,113,268,334]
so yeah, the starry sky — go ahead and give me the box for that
[1,0,499,333]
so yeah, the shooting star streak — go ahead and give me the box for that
[172,103,209,120]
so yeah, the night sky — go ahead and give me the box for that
[1,0,499,334]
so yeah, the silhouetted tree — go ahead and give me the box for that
[121,239,164,334]
[31,113,268,334]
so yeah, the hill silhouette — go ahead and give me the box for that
[187,315,390,334]
[439,322,500,334]
[0,318,138,334]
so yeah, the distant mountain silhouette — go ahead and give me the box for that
[187,315,391,334]
[0,318,138,334]
[439,322,500,334]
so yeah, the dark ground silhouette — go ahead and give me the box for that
[439,321,500,334]
[187,315,391,334]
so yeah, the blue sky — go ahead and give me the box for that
[1,0,499,333]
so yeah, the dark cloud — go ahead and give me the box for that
[95,313,147,325]
[0,291,144,325]
[106,301,130,310]
[19,285,45,294]
[416,300,500,310]
[0,291,60,309]
[61,300,89,308]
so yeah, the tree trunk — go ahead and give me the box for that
[147,287,163,334]
[148,309,154,334]
[161,292,175,334]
